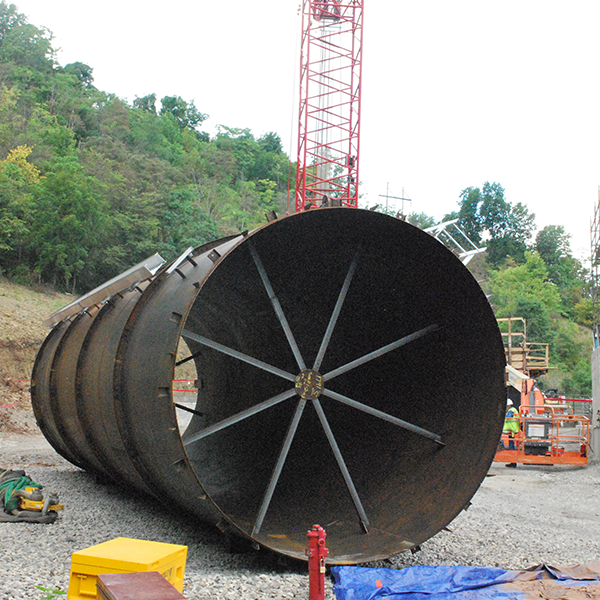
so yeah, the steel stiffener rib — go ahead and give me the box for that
[314,252,360,371]
[322,389,444,445]
[182,388,297,446]
[176,350,202,367]
[181,330,296,382]
[312,399,370,533]
[323,324,440,381]
[174,403,204,417]
[249,242,306,371]
[252,398,308,537]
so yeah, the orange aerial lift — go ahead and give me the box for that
[495,374,590,466]
[495,320,591,466]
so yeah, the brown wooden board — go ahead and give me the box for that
[97,572,186,600]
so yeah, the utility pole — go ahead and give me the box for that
[379,184,411,217]
[591,187,600,460]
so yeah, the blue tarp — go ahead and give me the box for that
[331,564,600,600]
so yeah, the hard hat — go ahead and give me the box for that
[507,399,513,406]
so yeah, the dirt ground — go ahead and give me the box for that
[0,279,71,434]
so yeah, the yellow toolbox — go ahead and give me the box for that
[67,538,187,600]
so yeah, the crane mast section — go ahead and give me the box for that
[296,0,363,212]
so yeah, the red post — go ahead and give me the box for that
[307,524,329,600]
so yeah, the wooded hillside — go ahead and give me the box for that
[0,2,291,293]
[0,2,593,397]
[430,183,593,398]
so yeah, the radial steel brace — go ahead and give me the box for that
[32,209,506,563]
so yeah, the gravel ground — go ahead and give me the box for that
[2,432,600,599]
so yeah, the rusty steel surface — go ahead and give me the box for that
[48,306,107,476]
[75,284,153,494]
[31,209,506,564]
[30,318,86,468]
[113,235,244,527]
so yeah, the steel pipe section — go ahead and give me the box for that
[32,208,506,564]
[31,319,87,469]
[75,283,154,494]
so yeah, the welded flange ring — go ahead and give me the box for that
[113,208,506,563]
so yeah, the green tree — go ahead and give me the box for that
[479,182,509,237]
[31,155,107,290]
[0,2,294,290]
[457,186,483,243]
[550,320,592,398]
[0,85,25,156]
[534,225,583,288]
[133,93,157,113]
[0,144,40,271]
[407,211,437,229]
[573,297,592,327]
[159,95,207,131]
[26,106,78,159]
[0,3,52,72]
[489,251,561,343]
[535,225,570,266]
[215,126,258,181]
[0,1,25,40]
[63,62,93,87]
[258,131,283,154]
[534,225,586,317]
[455,181,535,266]
[0,2,54,114]
[561,359,592,398]
[158,185,218,255]
[512,295,554,346]
[251,132,289,188]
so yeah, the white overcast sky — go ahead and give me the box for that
[11,0,600,260]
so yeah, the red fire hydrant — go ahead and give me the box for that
[307,525,329,600]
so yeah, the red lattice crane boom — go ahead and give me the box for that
[295,0,363,212]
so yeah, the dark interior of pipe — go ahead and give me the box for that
[180,209,506,559]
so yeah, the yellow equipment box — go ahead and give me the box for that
[67,537,187,600]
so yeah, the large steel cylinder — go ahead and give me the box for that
[31,208,506,563]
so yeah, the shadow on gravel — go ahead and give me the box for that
[50,468,307,575]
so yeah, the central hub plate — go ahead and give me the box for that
[294,369,324,399]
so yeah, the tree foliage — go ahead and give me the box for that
[159,95,207,131]
[487,245,590,397]
[453,181,536,267]
[489,251,561,333]
[407,211,437,229]
[63,62,93,87]
[448,183,590,397]
[534,225,586,317]
[0,2,291,290]
[0,3,591,397]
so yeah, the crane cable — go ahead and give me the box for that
[287,3,303,215]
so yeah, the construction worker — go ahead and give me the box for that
[504,399,520,467]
